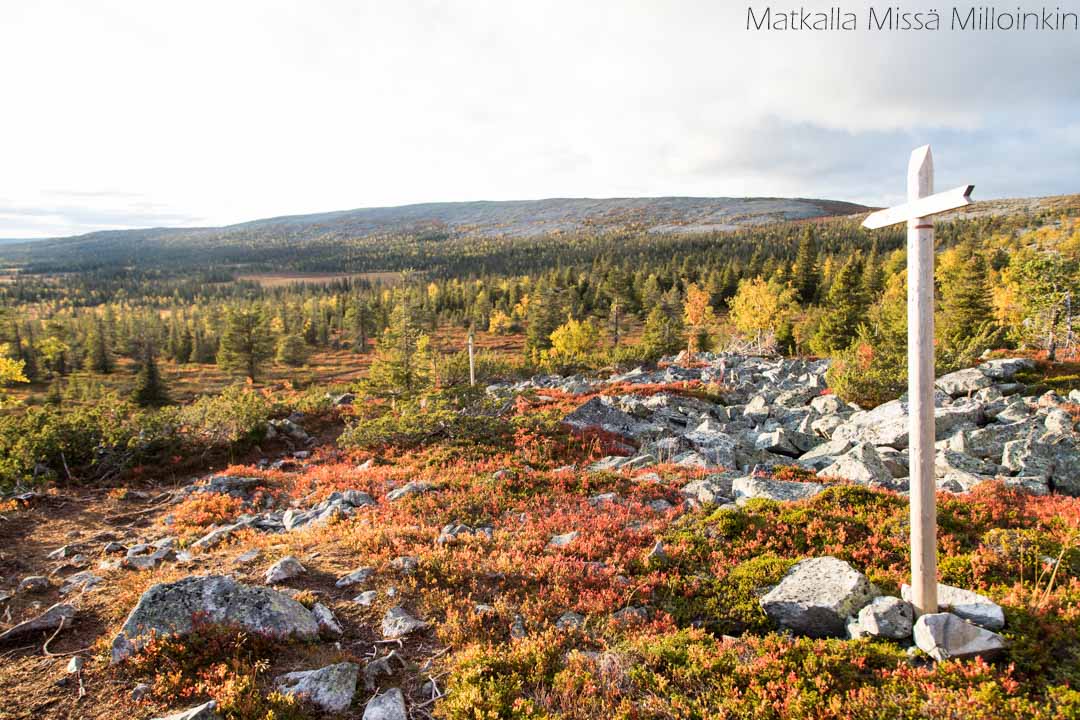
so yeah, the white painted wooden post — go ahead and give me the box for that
[907,145,938,617]
[862,145,975,617]
[467,329,476,387]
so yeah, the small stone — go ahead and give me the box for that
[645,540,667,565]
[390,556,418,574]
[132,682,151,701]
[66,656,85,673]
[265,556,306,584]
[386,481,436,501]
[381,606,428,639]
[857,596,914,639]
[233,549,261,565]
[312,603,344,636]
[362,688,407,720]
[275,662,359,713]
[913,612,1005,661]
[18,576,48,594]
[556,611,585,630]
[336,567,374,588]
[353,591,377,606]
[151,701,221,720]
[548,531,579,548]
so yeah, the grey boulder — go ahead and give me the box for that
[732,476,825,504]
[817,443,893,487]
[363,688,408,720]
[913,612,1006,661]
[902,583,1004,631]
[935,368,992,396]
[760,556,879,637]
[265,556,306,584]
[275,662,359,713]
[381,606,428,639]
[856,596,914,639]
[111,575,318,663]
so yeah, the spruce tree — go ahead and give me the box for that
[862,239,885,300]
[939,248,999,365]
[217,306,276,381]
[89,319,113,374]
[792,226,820,304]
[810,255,866,356]
[524,280,565,361]
[365,293,431,400]
[132,347,170,407]
[640,290,685,359]
[276,332,309,367]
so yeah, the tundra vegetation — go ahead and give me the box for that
[0,197,1079,719]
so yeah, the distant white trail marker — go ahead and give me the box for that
[861,145,975,617]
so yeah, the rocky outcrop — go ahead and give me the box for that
[111,575,318,663]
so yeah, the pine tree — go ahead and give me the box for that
[792,226,820,304]
[810,255,866,356]
[217,306,276,381]
[132,346,170,407]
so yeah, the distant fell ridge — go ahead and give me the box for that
[1,196,867,253]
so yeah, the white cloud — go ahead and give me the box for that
[1,0,1077,237]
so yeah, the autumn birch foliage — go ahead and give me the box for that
[683,283,716,360]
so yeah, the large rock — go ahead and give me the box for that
[936,368,992,397]
[732,476,825,504]
[110,575,318,663]
[363,688,407,720]
[978,357,1035,380]
[901,583,1004,631]
[680,476,733,505]
[797,437,854,471]
[759,557,879,637]
[856,596,914,639]
[563,397,656,442]
[817,443,893,487]
[835,399,983,450]
[743,395,770,424]
[913,612,1006,661]
[683,420,738,468]
[275,662,359,713]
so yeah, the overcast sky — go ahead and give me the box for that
[2,0,1078,238]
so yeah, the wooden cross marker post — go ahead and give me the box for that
[862,145,974,616]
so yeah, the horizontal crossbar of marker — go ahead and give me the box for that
[861,185,974,229]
